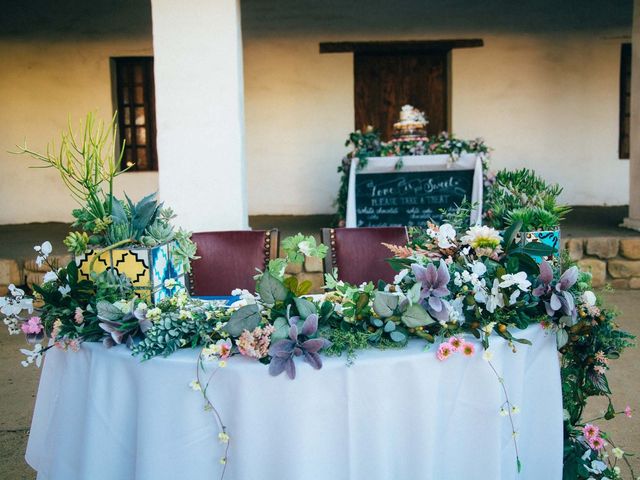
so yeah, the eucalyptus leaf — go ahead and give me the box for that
[271,317,289,342]
[384,320,396,332]
[407,282,422,304]
[556,328,569,349]
[294,297,317,319]
[390,330,407,343]
[401,304,435,328]
[371,318,384,327]
[224,304,261,337]
[257,271,288,305]
[97,300,124,322]
[373,291,399,318]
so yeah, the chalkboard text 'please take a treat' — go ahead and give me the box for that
[354,170,474,227]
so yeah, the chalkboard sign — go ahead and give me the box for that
[354,169,475,227]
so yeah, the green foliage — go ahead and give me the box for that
[63,231,90,255]
[172,228,199,273]
[224,304,261,337]
[281,233,328,264]
[484,168,571,230]
[17,112,126,236]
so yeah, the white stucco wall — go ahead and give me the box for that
[0,0,633,223]
[0,38,158,224]
[242,33,630,214]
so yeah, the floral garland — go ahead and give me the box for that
[1,227,636,480]
[334,128,491,224]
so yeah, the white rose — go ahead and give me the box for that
[581,291,596,307]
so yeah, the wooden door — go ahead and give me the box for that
[354,52,449,140]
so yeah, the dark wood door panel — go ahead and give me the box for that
[354,52,448,140]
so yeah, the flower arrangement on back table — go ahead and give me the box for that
[334,126,490,224]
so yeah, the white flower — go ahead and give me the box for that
[470,261,487,277]
[499,272,531,291]
[461,225,502,248]
[43,271,58,283]
[218,432,230,443]
[394,269,409,284]
[485,280,504,313]
[164,278,178,289]
[499,407,509,417]
[482,349,494,361]
[447,297,465,324]
[482,321,496,335]
[137,302,148,312]
[585,460,607,474]
[178,309,192,320]
[611,447,624,459]
[189,380,201,391]
[510,405,520,415]
[20,343,44,368]
[34,241,53,267]
[298,240,312,256]
[58,285,71,296]
[509,290,521,305]
[581,291,597,307]
[433,224,457,249]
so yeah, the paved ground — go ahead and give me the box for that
[0,290,638,479]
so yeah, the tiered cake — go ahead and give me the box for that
[392,105,428,141]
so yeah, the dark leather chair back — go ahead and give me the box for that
[321,227,408,285]
[189,230,278,296]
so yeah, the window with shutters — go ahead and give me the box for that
[112,57,158,171]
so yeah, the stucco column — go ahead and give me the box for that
[623,0,640,230]
[151,0,247,231]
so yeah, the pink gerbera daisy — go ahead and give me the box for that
[582,424,600,440]
[588,436,605,451]
[461,341,476,357]
[436,343,453,361]
[448,336,463,351]
[625,406,632,418]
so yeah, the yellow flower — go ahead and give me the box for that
[218,432,230,443]
[218,360,227,368]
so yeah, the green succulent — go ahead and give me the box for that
[63,231,90,255]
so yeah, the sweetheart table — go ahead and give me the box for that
[26,324,562,480]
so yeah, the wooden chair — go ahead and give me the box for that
[321,227,409,285]
[188,229,279,296]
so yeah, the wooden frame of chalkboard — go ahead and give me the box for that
[345,154,483,228]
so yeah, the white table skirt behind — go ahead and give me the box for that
[26,325,562,480]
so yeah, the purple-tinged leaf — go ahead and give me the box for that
[301,314,318,336]
[269,356,288,377]
[293,347,303,356]
[436,262,451,287]
[284,358,296,379]
[428,296,443,312]
[269,339,296,358]
[537,261,553,285]
[304,351,323,370]
[559,266,579,291]
[549,293,562,312]
[302,338,325,353]
[288,323,298,342]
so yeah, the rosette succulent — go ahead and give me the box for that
[411,261,450,321]
[533,261,578,322]
[268,313,330,380]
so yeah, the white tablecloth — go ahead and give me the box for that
[26,325,562,480]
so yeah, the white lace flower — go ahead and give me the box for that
[298,240,312,256]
